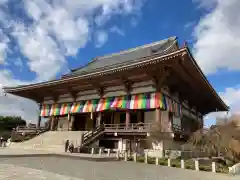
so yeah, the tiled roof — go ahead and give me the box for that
[65,36,178,77]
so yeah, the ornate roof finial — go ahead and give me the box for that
[183,41,188,48]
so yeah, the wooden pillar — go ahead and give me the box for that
[37,104,42,129]
[69,116,75,131]
[50,116,55,131]
[67,114,71,131]
[155,108,161,123]
[96,112,102,126]
[126,110,130,128]
[37,116,41,129]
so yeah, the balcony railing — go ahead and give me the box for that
[103,123,152,133]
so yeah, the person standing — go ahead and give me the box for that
[65,140,69,152]
[69,142,74,153]
[0,136,3,147]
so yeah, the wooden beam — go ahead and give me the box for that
[97,86,105,97]
[66,87,77,101]
[27,92,44,103]
[148,66,169,91]
[120,77,133,93]
[41,89,59,102]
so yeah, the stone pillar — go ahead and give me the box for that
[126,110,130,128]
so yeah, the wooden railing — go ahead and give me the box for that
[13,126,48,135]
[104,123,152,132]
[82,123,194,146]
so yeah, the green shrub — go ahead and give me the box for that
[216,163,229,174]
[128,156,133,161]
[170,160,181,168]
[148,157,155,164]
[199,165,211,172]
[137,156,145,163]
[186,165,194,169]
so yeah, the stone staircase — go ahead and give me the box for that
[9,131,86,152]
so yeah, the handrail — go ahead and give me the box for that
[82,124,104,143]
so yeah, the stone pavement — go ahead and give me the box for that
[0,163,80,180]
[0,148,116,160]
[0,147,240,180]
[0,156,239,180]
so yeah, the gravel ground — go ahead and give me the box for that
[0,156,239,180]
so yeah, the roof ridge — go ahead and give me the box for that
[66,36,177,76]
[97,36,177,60]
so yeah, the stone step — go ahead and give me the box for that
[10,131,86,152]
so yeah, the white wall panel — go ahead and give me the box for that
[104,90,127,98]
[144,111,155,124]
[131,86,155,94]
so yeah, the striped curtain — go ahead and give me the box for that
[49,104,61,116]
[40,104,51,117]
[71,101,85,113]
[96,97,114,111]
[59,103,71,115]
[82,99,99,112]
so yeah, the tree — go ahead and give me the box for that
[147,121,174,150]
[0,116,26,131]
[187,115,240,163]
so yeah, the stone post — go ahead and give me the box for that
[133,152,137,162]
[124,151,128,161]
[107,149,111,156]
[144,153,148,163]
[212,162,216,173]
[91,148,94,155]
[195,160,199,171]
[168,159,171,167]
[99,148,102,156]
[181,159,185,169]
[155,157,159,165]
[116,150,120,160]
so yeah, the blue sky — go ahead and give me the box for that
[0,0,240,126]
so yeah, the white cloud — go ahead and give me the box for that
[0,29,9,64]
[95,30,108,48]
[0,0,145,123]
[0,70,38,122]
[204,85,240,124]
[193,0,240,124]
[193,0,240,75]
[13,58,23,68]
[110,26,125,36]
